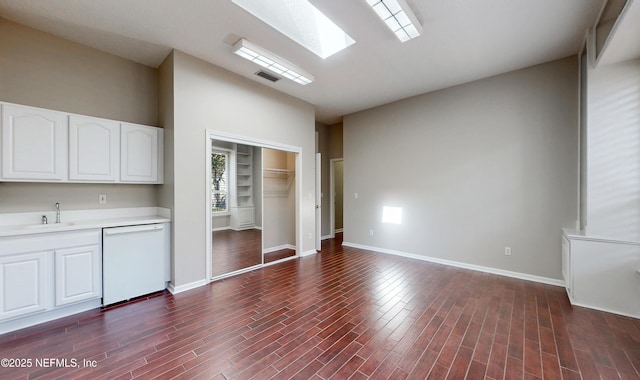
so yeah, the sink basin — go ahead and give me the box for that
[25,222,75,229]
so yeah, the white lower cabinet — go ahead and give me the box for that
[562,231,640,318]
[0,252,48,320]
[55,244,101,307]
[231,206,255,230]
[0,230,102,325]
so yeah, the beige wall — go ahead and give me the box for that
[164,50,315,288]
[0,19,157,125]
[0,18,160,213]
[0,183,158,212]
[344,56,579,280]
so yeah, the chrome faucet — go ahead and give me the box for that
[55,202,61,224]
[42,215,48,224]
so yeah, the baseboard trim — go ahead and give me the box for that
[321,235,332,240]
[335,228,344,233]
[0,299,102,335]
[263,244,296,254]
[568,297,640,319]
[300,249,318,257]
[263,255,298,267]
[210,264,262,282]
[213,226,262,232]
[342,242,564,287]
[167,279,208,294]
[567,292,640,319]
[230,226,256,231]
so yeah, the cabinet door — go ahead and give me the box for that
[120,123,158,183]
[0,252,48,320]
[69,115,119,181]
[55,244,101,307]
[1,103,66,180]
[572,239,640,317]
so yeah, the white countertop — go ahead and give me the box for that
[562,228,640,246]
[0,207,171,237]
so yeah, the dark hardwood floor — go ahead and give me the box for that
[2,234,639,379]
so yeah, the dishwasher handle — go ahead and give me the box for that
[104,224,164,236]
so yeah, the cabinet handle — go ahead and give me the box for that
[104,224,164,235]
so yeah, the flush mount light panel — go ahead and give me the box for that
[231,0,355,59]
[366,0,422,42]
[233,38,314,85]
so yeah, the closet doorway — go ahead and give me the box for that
[205,131,301,281]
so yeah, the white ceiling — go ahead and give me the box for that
[0,0,606,124]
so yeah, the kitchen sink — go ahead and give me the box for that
[24,222,75,229]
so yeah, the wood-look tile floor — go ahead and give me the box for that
[2,235,639,379]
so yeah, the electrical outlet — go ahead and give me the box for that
[504,247,512,256]
[99,194,107,204]
[369,229,374,236]
[354,193,359,199]
[308,232,312,239]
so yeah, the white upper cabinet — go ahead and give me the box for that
[1,103,66,181]
[0,102,162,184]
[120,123,163,183]
[69,115,119,181]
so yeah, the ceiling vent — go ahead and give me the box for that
[255,70,281,83]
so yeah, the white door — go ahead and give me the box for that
[1,103,66,181]
[315,153,321,251]
[0,252,48,320]
[69,115,120,181]
[54,245,102,307]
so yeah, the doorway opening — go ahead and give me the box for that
[262,147,297,264]
[330,158,344,238]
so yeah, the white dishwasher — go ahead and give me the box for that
[103,223,166,306]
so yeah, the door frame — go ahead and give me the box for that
[315,153,321,251]
[329,158,343,238]
[205,130,302,282]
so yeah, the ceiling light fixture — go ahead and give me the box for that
[232,38,314,85]
[366,0,422,42]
